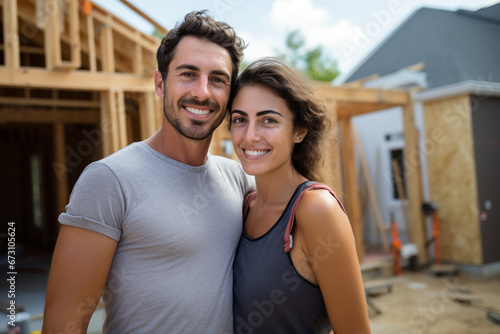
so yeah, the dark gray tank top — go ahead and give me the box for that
[233,181,342,334]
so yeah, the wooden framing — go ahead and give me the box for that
[0,0,161,240]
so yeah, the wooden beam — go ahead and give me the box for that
[391,158,412,237]
[91,3,160,51]
[53,122,69,219]
[66,0,81,68]
[402,103,427,263]
[133,32,144,75]
[42,0,60,70]
[337,102,403,119]
[3,0,20,69]
[114,89,127,148]
[139,91,157,139]
[86,13,97,72]
[339,118,364,262]
[0,67,154,92]
[0,97,100,108]
[353,128,390,252]
[0,108,99,124]
[100,90,113,156]
[117,0,168,35]
[315,84,409,105]
[99,15,115,73]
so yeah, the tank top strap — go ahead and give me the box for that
[284,182,346,253]
[243,191,257,220]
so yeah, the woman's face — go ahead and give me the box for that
[230,85,304,177]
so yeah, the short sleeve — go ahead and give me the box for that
[58,162,124,241]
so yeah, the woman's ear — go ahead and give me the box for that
[294,128,308,143]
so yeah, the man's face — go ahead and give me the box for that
[156,36,233,140]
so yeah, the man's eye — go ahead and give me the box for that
[212,77,227,84]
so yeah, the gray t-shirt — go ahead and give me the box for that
[59,142,253,333]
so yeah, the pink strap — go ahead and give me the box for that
[243,191,257,219]
[284,183,346,253]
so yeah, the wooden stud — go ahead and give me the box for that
[353,128,390,252]
[339,118,364,262]
[391,158,412,236]
[0,108,99,124]
[115,89,127,149]
[133,32,144,75]
[140,91,157,139]
[86,12,97,72]
[66,0,81,68]
[3,0,20,69]
[42,0,60,70]
[53,122,69,218]
[99,15,115,73]
[402,103,427,263]
[100,90,113,157]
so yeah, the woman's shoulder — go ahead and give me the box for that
[295,185,348,232]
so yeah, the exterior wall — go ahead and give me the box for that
[424,95,483,265]
[471,97,500,264]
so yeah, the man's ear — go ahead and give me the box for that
[154,70,164,98]
[294,128,308,143]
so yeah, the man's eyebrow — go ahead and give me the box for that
[175,64,199,72]
[175,64,231,81]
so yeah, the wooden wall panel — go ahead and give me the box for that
[424,95,482,264]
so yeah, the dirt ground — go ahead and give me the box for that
[366,269,500,334]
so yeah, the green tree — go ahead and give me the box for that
[277,30,339,82]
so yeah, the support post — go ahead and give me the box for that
[339,118,364,262]
[402,103,427,263]
[53,122,69,219]
[3,0,20,69]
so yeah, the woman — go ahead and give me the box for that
[230,58,371,334]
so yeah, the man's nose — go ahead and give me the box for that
[192,76,211,101]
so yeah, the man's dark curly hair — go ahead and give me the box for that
[156,10,246,89]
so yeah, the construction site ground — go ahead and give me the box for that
[1,254,500,333]
[364,265,500,334]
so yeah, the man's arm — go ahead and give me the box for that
[42,225,117,334]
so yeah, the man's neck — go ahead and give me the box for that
[145,125,212,167]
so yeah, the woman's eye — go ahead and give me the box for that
[232,117,245,124]
[263,118,277,124]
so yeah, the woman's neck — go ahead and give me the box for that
[253,167,308,206]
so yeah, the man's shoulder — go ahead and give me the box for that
[210,155,244,173]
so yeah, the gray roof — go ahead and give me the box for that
[344,4,500,88]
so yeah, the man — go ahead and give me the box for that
[42,11,251,333]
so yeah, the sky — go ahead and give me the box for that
[92,0,498,82]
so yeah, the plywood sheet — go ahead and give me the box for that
[424,95,482,264]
